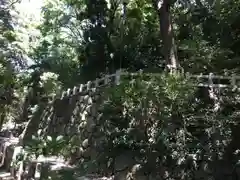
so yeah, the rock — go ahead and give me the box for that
[130,164,148,180]
[82,139,89,148]
[92,94,99,103]
[88,97,93,104]
[80,103,86,110]
[78,121,87,130]
[131,164,141,174]
[86,105,92,114]
[96,113,103,122]
[84,95,89,101]
[82,129,89,138]
[90,103,98,116]
[114,152,135,172]
[81,111,88,121]
[82,147,98,159]
[77,147,84,157]
[73,106,80,116]
[86,117,95,132]
[78,96,84,103]
[149,173,162,180]
[114,170,129,180]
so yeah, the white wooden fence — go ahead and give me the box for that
[59,70,240,99]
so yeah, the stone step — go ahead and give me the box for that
[0,170,14,180]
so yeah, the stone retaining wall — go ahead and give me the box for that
[6,70,240,179]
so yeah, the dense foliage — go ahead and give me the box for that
[2,0,240,179]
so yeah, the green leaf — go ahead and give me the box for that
[47,136,52,142]
[128,8,142,20]
[56,135,64,142]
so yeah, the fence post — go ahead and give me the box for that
[209,73,214,88]
[73,86,78,95]
[104,75,109,85]
[51,94,56,102]
[231,74,237,91]
[115,69,121,85]
[87,81,92,90]
[67,88,71,96]
[61,91,66,99]
[95,78,99,87]
[79,84,84,92]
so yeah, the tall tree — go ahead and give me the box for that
[151,0,179,71]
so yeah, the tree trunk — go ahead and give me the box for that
[0,110,6,130]
[20,101,47,146]
[152,0,179,71]
[18,89,32,123]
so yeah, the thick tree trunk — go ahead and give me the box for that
[152,0,179,71]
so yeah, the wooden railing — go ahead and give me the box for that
[58,70,240,100]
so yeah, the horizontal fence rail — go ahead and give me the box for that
[57,70,240,100]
